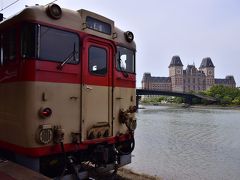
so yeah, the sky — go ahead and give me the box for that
[1,0,240,87]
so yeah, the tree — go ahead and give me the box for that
[232,97,240,105]
[203,85,240,105]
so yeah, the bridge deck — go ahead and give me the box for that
[136,89,217,102]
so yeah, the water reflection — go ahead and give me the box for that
[127,105,240,180]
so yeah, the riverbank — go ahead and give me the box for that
[116,168,162,180]
[91,168,162,180]
[140,102,240,110]
[190,104,240,110]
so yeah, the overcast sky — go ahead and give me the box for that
[1,0,240,87]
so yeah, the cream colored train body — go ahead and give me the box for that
[0,4,136,178]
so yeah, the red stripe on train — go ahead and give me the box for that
[0,134,131,157]
[1,60,136,88]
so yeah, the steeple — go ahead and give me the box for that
[168,55,183,68]
[199,57,215,68]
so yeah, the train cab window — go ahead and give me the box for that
[89,46,107,75]
[39,26,79,64]
[21,24,79,64]
[0,29,16,65]
[116,46,135,73]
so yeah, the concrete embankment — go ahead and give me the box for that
[116,168,162,180]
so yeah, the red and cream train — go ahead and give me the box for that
[0,4,136,178]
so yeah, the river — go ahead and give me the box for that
[126,105,240,180]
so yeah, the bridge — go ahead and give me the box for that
[136,89,217,108]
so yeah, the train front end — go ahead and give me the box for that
[0,4,136,178]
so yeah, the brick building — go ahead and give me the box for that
[142,56,236,92]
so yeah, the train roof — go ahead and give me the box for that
[0,4,136,49]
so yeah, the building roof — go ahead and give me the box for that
[143,75,171,83]
[184,65,206,76]
[215,79,235,84]
[215,79,229,84]
[168,55,183,67]
[199,57,215,68]
[186,65,197,73]
[226,75,235,80]
[215,76,236,85]
[151,77,171,83]
[141,72,151,82]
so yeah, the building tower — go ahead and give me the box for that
[199,57,215,90]
[225,76,236,88]
[169,55,184,92]
[141,72,151,89]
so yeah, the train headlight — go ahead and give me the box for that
[39,107,52,118]
[47,4,62,19]
[36,125,53,145]
[124,31,134,42]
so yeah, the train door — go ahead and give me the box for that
[81,37,113,141]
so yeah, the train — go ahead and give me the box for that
[0,3,136,179]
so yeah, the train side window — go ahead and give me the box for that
[0,29,16,64]
[88,46,107,75]
[21,23,37,58]
[116,46,135,73]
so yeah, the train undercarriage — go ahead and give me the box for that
[0,136,135,179]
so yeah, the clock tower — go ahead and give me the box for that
[169,56,184,92]
[199,57,215,90]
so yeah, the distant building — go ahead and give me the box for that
[142,56,236,92]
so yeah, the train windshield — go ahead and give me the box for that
[21,23,79,64]
[116,46,135,73]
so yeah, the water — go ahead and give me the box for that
[127,105,240,180]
